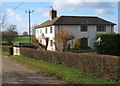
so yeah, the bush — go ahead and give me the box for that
[94,33,120,56]
[72,39,81,50]
[19,47,120,82]
[2,46,120,82]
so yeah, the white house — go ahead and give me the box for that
[35,9,116,51]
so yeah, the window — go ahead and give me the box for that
[37,29,38,34]
[81,25,87,32]
[45,28,47,34]
[50,40,53,47]
[40,29,42,33]
[40,40,42,43]
[50,27,52,33]
[111,26,113,32]
[97,25,106,32]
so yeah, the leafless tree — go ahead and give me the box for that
[2,25,18,45]
[55,28,74,52]
[0,9,8,31]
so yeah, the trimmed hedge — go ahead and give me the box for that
[95,33,120,56]
[19,47,120,82]
[2,46,12,52]
[2,46,120,82]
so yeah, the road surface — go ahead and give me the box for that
[2,55,65,85]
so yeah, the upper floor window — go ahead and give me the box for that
[50,27,52,33]
[45,28,47,34]
[80,25,87,32]
[36,30,38,34]
[97,25,106,32]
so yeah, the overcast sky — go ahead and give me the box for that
[2,0,118,34]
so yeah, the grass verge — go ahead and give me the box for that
[0,51,10,56]
[10,55,117,85]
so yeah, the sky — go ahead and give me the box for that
[1,0,119,35]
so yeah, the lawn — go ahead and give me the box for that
[10,55,117,85]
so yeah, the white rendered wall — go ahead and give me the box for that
[55,25,113,49]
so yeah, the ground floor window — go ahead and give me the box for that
[50,40,53,47]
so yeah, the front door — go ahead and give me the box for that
[81,38,88,49]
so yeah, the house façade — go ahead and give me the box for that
[35,9,116,51]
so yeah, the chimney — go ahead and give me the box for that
[50,9,57,20]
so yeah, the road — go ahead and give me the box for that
[2,55,65,85]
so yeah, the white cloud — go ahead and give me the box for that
[52,1,116,12]
[95,9,114,15]
[42,12,49,17]
[6,9,22,21]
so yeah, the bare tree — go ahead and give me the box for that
[2,25,18,45]
[0,9,7,30]
[55,28,74,52]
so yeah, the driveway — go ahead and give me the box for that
[2,55,65,85]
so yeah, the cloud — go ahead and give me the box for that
[42,12,49,17]
[35,8,49,18]
[6,9,22,21]
[52,1,116,13]
[94,9,114,15]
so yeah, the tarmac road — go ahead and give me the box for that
[2,55,65,85]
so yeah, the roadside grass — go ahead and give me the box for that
[0,51,10,56]
[10,55,117,85]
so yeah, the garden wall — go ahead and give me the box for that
[2,46,120,82]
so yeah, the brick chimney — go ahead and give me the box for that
[50,9,57,20]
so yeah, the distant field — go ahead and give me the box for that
[13,36,30,43]
[1,36,31,44]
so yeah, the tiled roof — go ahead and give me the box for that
[35,16,116,28]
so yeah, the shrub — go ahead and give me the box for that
[20,47,120,82]
[72,39,81,50]
[94,33,120,56]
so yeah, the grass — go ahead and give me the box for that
[13,36,30,43]
[1,36,30,44]
[0,51,10,56]
[10,55,117,85]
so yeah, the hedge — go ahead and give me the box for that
[2,46,120,82]
[95,33,120,56]
[19,47,120,82]
[2,46,12,52]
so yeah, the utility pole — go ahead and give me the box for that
[25,10,34,44]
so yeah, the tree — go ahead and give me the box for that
[0,9,7,30]
[55,28,74,52]
[23,31,28,36]
[2,25,18,45]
